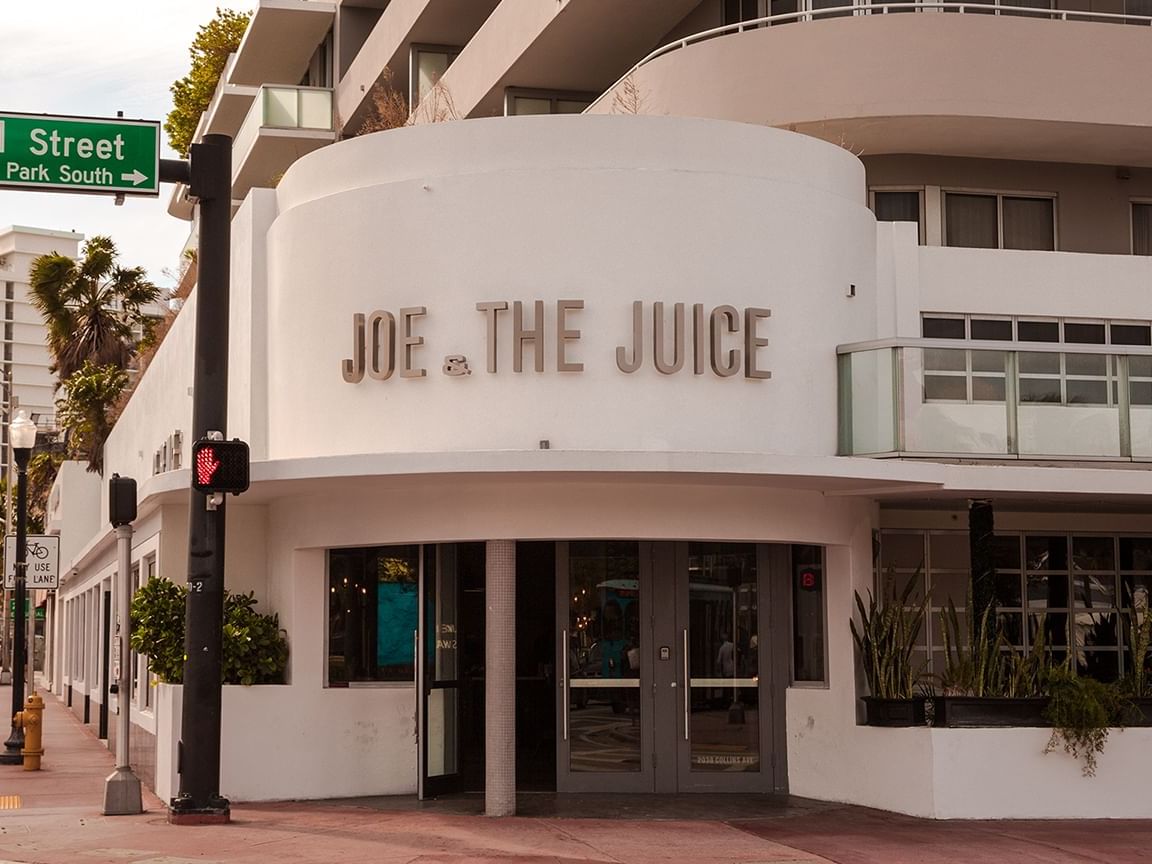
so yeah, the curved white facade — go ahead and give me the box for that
[265,116,875,459]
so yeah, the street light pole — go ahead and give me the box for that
[1,410,36,765]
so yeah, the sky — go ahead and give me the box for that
[0,1,242,288]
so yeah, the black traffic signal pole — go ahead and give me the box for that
[165,135,233,822]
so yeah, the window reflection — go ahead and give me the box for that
[567,542,642,773]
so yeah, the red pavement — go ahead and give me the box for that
[0,685,1147,864]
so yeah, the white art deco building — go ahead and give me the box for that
[45,0,1152,819]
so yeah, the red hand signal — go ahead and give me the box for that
[196,446,221,486]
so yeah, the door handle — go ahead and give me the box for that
[683,628,690,741]
[561,628,569,741]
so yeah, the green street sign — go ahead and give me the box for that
[7,599,42,619]
[0,112,160,196]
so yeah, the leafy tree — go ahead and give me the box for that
[26,450,64,532]
[28,236,161,381]
[166,7,251,157]
[55,362,129,474]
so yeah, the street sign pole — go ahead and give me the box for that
[169,134,232,825]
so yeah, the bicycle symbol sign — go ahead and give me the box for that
[4,534,60,590]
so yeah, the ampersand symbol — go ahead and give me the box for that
[442,355,472,377]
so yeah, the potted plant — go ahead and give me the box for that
[932,603,1050,728]
[851,571,929,726]
[1120,586,1152,726]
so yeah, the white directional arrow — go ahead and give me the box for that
[120,169,147,186]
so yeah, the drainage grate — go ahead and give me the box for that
[0,795,21,810]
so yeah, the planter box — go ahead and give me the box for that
[933,696,1048,728]
[862,696,928,727]
[1125,697,1152,727]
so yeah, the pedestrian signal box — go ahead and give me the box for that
[191,438,250,495]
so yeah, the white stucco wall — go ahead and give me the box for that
[155,682,416,802]
[266,115,877,460]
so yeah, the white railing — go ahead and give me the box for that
[837,337,1152,460]
[587,2,1152,112]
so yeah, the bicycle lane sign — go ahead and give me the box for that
[4,534,60,590]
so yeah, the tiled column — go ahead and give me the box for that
[485,540,515,817]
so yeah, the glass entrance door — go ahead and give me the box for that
[675,543,770,792]
[556,541,655,792]
[556,541,779,794]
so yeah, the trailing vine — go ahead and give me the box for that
[1042,665,1129,777]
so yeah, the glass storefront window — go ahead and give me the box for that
[792,545,825,683]
[328,545,419,685]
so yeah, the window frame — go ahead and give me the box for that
[920,313,1145,407]
[408,44,461,109]
[870,186,927,244]
[1131,198,1152,257]
[878,529,1148,681]
[503,87,597,117]
[941,188,1059,251]
[325,544,421,689]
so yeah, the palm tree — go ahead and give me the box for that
[28,235,161,380]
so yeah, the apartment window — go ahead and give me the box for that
[872,190,924,242]
[505,89,594,116]
[328,545,419,685]
[1133,202,1152,256]
[921,315,1007,403]
[944,192,1055,251]
[724,0,762,23]
[921,314,1149,406]
[409,45,460,108]
[792,545,826,683]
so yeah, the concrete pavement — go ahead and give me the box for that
[0,684,1147,864]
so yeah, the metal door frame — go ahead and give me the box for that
[555,541,657,793]
[418,544,464,799]
[670,542,783,793]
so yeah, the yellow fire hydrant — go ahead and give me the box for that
[15,692,44,771]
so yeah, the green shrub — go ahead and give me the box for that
[129,576,187,683]
[130,576,288,685]
[223,591,290,686]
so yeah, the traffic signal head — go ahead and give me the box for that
[108,474,137,526]
[191,438,250,495]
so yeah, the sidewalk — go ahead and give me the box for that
[0,685,1146,864]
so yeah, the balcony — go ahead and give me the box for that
[232,85,335,201]
[228,0,335,87]
[838,339,1152,460]
[422,0,700,122]
[589,3,1152,168]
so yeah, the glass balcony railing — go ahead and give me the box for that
[233,85,334,174]
[838,339,1152,460]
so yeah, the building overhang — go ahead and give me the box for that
[228,0,335,87]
